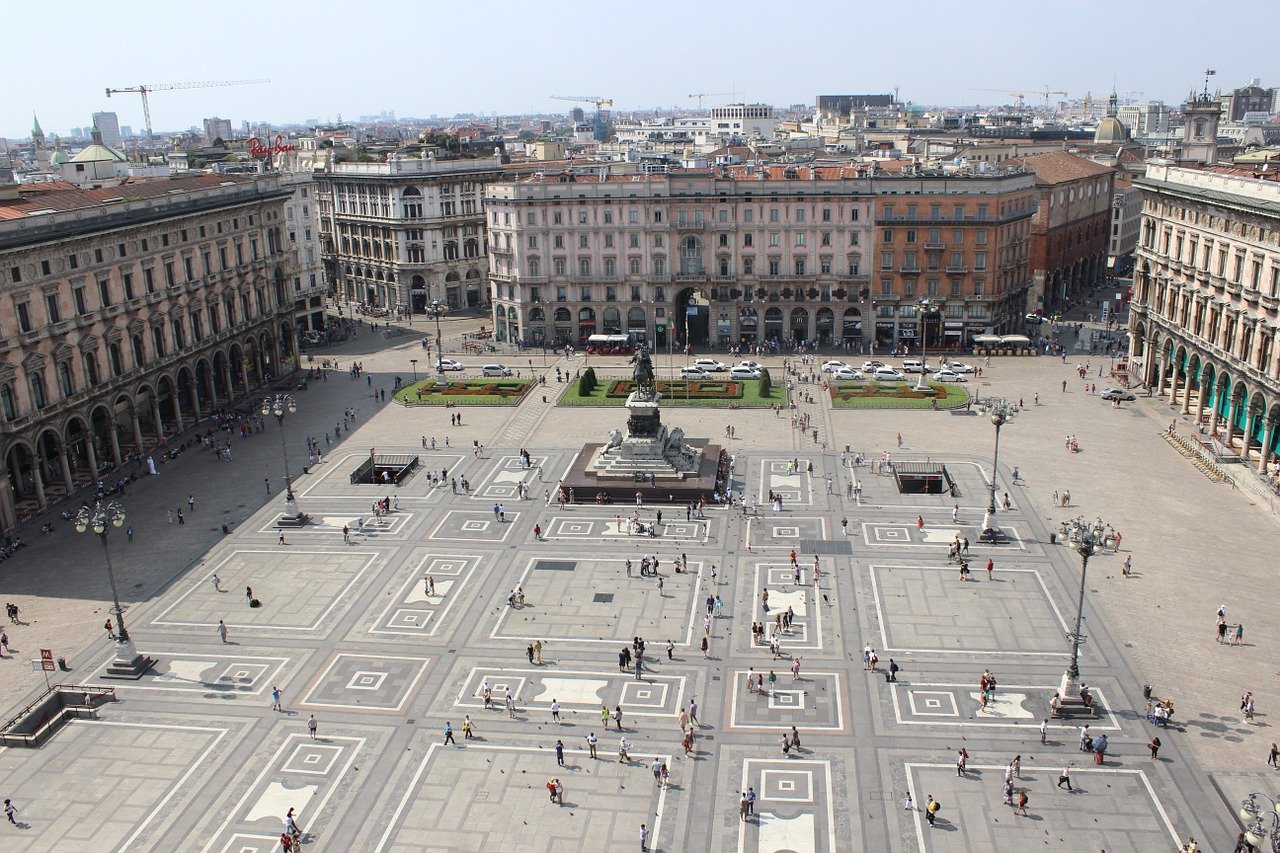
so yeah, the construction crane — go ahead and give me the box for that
[971,86,1066,108]
[688,91,738,110]
[105,79,270,140]
[549,94,614,141]
[970,88,1029,108]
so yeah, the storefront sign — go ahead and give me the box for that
[247,134,297,158]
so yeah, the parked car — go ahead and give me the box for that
[736,360,764,371]
[902,359,927,374]
[436,358,464,371]
[830,367,865,381]
[944,361,975,373]
[932,369,967,383]
[862,360,886,372]
[680,366,710,379]
[1025,313,1047,325]
[872,367,905,382]
[821,360,850,373]
[691,358,726,372]
[482,364,512,377]
[1101,387,1136,401]
[729,366,763,379]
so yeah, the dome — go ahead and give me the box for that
[49,149,71,166]
[70,142,127,164]
[1094,117,1129,144]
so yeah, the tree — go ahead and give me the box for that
[579,366,597,396]
[758,368,772,398]
[517,130,536,142]
[212,137,226,148]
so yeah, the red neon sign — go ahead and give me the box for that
[247,134,297,158]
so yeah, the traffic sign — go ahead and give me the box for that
[40,649,54,672]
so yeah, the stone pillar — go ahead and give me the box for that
[151,397,164,441]
[85,438,99,483]
[130,406,145,453]
[1261,417,1278,475]
[32,460,46,508]
[58,448,74,492]
[1208,382,1222,436]
[1156,361,1168,398]
[222,362,234,404]
[1224,397,1239,448]
[1181,375,1193,415]
[108,418,122,465]
[0,473,17,533]
[172,387,185,430]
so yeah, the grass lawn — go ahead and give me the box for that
[829,381,970,410]
[559,375,782,408]
[392,379,533,406]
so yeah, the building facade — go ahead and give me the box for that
[203,117,234,143]
[1116,102,1170,137]
[1006,152,1115,313]
[0,174,297,531]
[91,112,123,149]
[279,170,327,335]
[1128,162,1280,473]
[1108,179,1143,275]
[315,153,504,314]
[484,165,1034,352]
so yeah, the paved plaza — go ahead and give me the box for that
[0,315,1276,851]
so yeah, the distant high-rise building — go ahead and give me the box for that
[203,117,234,143]
[1220,78,1274,122]
[70,127,86,140]
[1116,102,1169,137]
[92,111,123,148]
[120,125,133,138]
[570,107,585,123]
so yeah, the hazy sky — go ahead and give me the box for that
[5,0,1276,139]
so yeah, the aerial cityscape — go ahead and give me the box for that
[1,5,1279,851]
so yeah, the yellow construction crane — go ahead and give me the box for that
[105,79,270,140]
[971,88,1028,108]
[971,85,1067,108]
[549,95,614,141]
[688,91,738,110]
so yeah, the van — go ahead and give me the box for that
[482,364,512,377]
[902,359,925,374]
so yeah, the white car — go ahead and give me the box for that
[736,360,764,372]
[729,366,762,380]
[692,358,726,372]
[944,361,975,374]
[862,360,886,372]
[821,360,850,373]
[830,367,865,381]
[932,369,967,383]
[872,367,905,382]
[680,366,710,379]
[482,364,512,377]
[436,358,464,371]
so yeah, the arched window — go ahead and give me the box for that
[0,383,17,421]
[444,241,459,261]
[57,362,75,397]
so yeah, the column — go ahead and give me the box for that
[1155,360,1168,398]
[85,438,99,483]
[0,474,17,534]
[188,384,203,423]
[1224,397,1239,448]
[172,387,185,430]
[32,460,46,509]
[1181,374,1192,415]
[151,397,164,441]
[1261,417,1278,475]
[108,418,123,465]
[130,406,144,452]
[1207,382,1222,436]
[58,448,74,492]
[1241,409,1255,464]
[222,362,234,404]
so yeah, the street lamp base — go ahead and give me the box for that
[104,639,155,680]
[1058,670,1082,702]
[282,496,303,522]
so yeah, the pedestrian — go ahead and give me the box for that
[308,714,318,739]
[792,657,801,680]
[888,658,899,682]
[986,558,994,580]
[618,736,631,763]
[104,618,116,640]
[265,478,271,495]
[556,739,565,766]
[701,635,709,659]
[614,706,624,730]
[586,731,598,758]
[1269,742,1279,768]
[551,699,561,724]
[667,639,674,660]
[217,619,228,643]
[212,573,222,592]
[1057,763,1072,791]
[177,508,184,525]
[1040,718,1049,745]
[272,686,282,711]
[126,525,133,541]
[444,721,456,745]
[925,795,939,826]
[278,531,285,546]
[1015,788,1029,816]
[689,698,699,726]
[640,822,649,852]
[4,799,16,825]
[1149,736,1161,759]
[916,515,924,532]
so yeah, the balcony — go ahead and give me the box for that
[899,265,921,274]
[946,265,969,274]
[924,242,945,250]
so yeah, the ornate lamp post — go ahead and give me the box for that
[1239,792,1280,852]
[1059,518,1107,701]
[427,300,447,376]
[914,298,937,391]
[76,499,151,677]
[409,358,419,382]
[261,393,302,523]
[976,397,1017,518]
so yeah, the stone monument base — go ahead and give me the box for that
[561,440,725,504]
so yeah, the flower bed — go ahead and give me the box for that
[604,380,743,399]
[393,380,533,406]
[829,381,970,410]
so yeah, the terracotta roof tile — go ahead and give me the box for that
[1003,151,1114,184]
[0,174,253,220]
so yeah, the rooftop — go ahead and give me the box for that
[1003,151,1115,183]
[0,174,256,221]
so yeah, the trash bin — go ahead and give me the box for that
[1050,533,1057,544]
[1142,684,1152,699]
[221,523,230,535]
[57,657,68,671]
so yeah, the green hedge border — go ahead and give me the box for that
[829,381,971,410]
[392,379,534,406]
[559,376,780,408]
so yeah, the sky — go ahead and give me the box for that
[4,0,1277,140]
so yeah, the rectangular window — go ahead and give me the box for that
[820,232,831,246]
[184,257,195,281]
[631,284,642,300]
[822,208,832,222]
[768,259,781,276]
[743,257,754,274]
[743,209,754,223]
[122,273,134,299]
[527,236,538,249]
[977,204,988,219]
[629,210,638,223]
[554,235,564,249]
[905,230,917,244]
[769,233,780,247]
[46,292,61,323]
[744,233,753,247]
[16,302,31,333]
[795,209,805,222]
[578,235,589,249]
[883,229,894,244]
[579,259,590,276]
[73,287,88,315]
[164,262,175,287]
[820,257,832,274]
[68,254,78,270]
[654,286,666,301]
[41,260,50,276]
[795,233,806,247]
[794,258,806,275]
[718,209,728,223]
[604,234,614,248]
[975,252,987,269]
[629,235,639,248]
[97,279,111,307]
[629,258,641,275]
[881,251,893,270]
[769,208,780,222]
[976,229,988,244]
[880,278,892,296]
[653,210,662,223]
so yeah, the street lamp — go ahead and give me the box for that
[427,300,447,376]
[1059,518,1107,702]
[976,397,1017,518]
[261,393,303,523]
[1239,792,1280,851]
[914,298,937,391]
[75,499,151,677]
[409,358,419,382]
